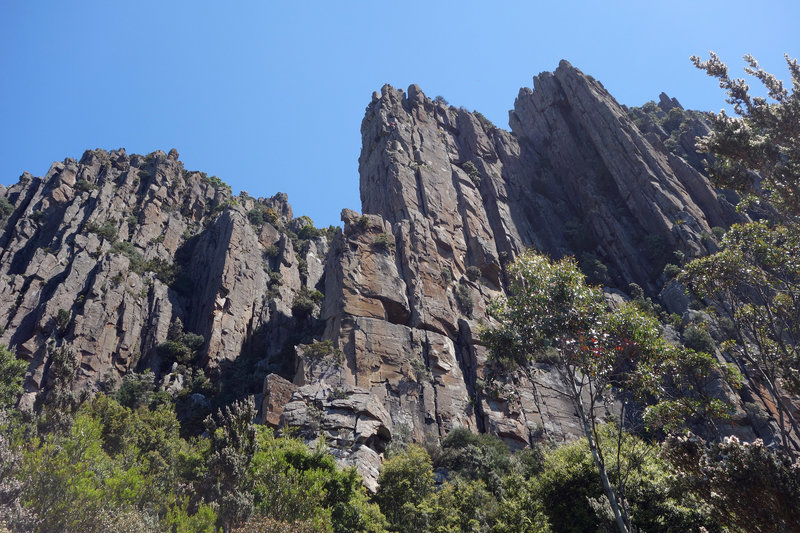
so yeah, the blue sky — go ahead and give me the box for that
[2,1,797,228]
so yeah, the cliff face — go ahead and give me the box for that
[0,61,769,485]
[0,148,327,414]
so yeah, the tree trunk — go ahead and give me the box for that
[571,374,629,533]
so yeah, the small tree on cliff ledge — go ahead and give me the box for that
[481,251,738,533]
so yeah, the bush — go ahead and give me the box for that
[292,288,324,318]
[0,196,14,219]
[202,174,231,192]
[86,220,118,242]
[0,344,26,407]
[56,308,71,332]
[373,232,395,252]
[440,266,453,284]
[472,111,494,131]
[247,209,264,226]
[74,179,97,192]
[455,284,473,317]
[663,263,681,279]
[683,324,716,354]
[115,371,155,409]
[158,320,204,364]
[462,161,481,187]
[436,427,514,494]
[264,244,280,258]
[579,253,609,285]
[375,445,435,531]
[465,265,481,282]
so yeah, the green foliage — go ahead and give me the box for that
[455,284,473,317]
[682,323,715,354]
[74,179,97,192]
[292,288,324,318]
[205,398,258,530]
[86,220,118,242]
[373,232,395,251]
[375,444,435,532]
[691,53,800,220]
[115,370,155,409]
[0,196,15,219]
[435,427,514,496]
[530,426,718,532]
[481,251,738,530]
[298,223,322,241]
[202,173,232,192]
[465,265,481,282]
[462,161,481,187]
[247,208,265,226]
[472,111,495,131]
[157,319,204,365]
[303,341,342,365]
[579,252,609,285]
[665,433,800,532]
[264,244,280,258]
[0,344,26,408]
[250,428,386,532]
[440,265,453,284]
[55,308,71,334]
[662,262,681,279]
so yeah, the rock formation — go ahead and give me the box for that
[0,61,780,485]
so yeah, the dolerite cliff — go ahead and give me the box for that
[0,61,772,487]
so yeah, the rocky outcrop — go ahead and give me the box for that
[0,148,327,414]
[1,60,779,487]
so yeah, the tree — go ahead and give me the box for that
[690,52,800,223]
[682,53,800,455]
[375,444,435,532]
[481,251,737,533]
[664,433,800,532]
[0,345,26,409]
[205,398,259,532]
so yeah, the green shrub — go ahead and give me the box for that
[663,263,681,279]
[683,324,716,354]
[455,284,473,317]
[472,111,494,131]
[465,265,481,282]
[373,232,395,251]
[202,174,231,192]
[87,220,119,242]
[56,308,71,332]
[441,266,453,284]
[264,244,280,258]
[0,196,14,219]
[297,223,321,241]
[579,253,609,285]
[375,445,435,531]
[74,179,97,192]
[292,288,324,318]
[462,161,481,187]
[247,209,265,226]
[0,344,26,407]
[115,370,156,409]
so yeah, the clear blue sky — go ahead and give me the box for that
[2,1,797,228]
